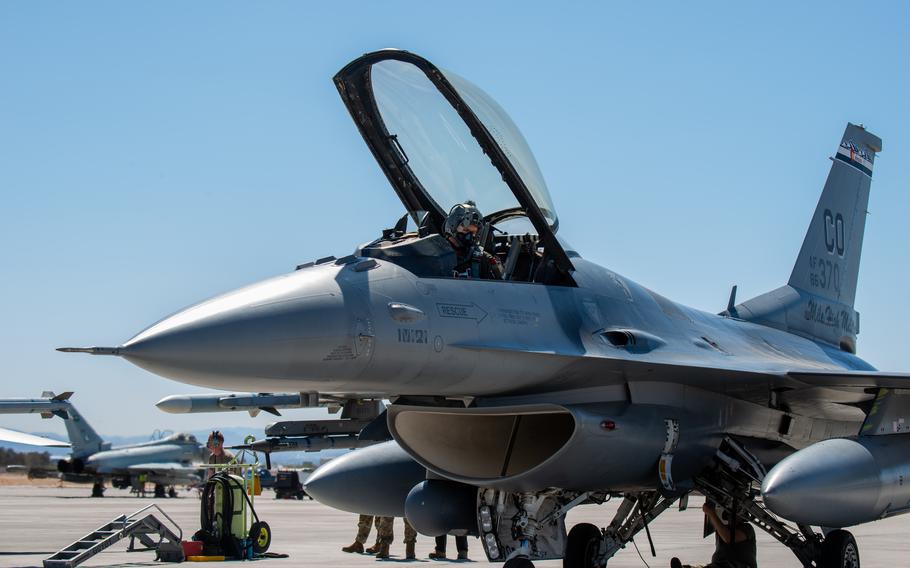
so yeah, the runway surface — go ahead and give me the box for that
[1,485,908,567]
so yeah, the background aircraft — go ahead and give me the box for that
[63,50,904,568]
[0,391,206,497]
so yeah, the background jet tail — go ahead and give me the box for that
[735,123,882,353]
[57,399,107,458]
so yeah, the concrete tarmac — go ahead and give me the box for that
[1,485,908,567]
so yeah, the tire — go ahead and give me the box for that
[564,523,604,568]
[250,520,272,554]
[504,557,535,568]
[820,529,860,568]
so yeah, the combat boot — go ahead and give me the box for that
[457,550,468,560]
[375,543,391,559]
[365,541,382,554]
[406,542,416,559]
[341,541,364,553]
[429,549,446,560]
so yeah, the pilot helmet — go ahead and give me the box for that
[444,201,484,246]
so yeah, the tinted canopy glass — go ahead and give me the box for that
[370,59,558,228]
[334,50,573,274]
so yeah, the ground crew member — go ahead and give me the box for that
[342,514,382,554]
[670,502,757,568]
[429,535,468,560]
[206,430,235,479]
[375,516,417,560]
[136,472,147,497]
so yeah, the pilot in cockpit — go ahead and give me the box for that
[444,201,504,280]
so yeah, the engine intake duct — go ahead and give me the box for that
[388,402,668,491]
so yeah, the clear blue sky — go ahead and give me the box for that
[2,2,908,437]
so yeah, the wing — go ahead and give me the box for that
[452,343,892,422]
[0,426,70,447]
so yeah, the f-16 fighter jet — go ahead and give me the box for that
[62,50,903,567]
[0,391,205,496]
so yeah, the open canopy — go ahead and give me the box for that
[334,50,573,273]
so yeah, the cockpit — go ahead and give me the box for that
[170,433,197,444]
[336,50,577,287]
[357,216,574,286]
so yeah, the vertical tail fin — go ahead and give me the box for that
[788,123,882,307]
[59,402,106,459]
[737,124,881,353]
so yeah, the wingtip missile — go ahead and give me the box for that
[56,346,121,356]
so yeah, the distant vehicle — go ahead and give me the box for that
[0,391,206,497]
[274,470,308,500]
[256,467,275,489]
[242,466,275,489]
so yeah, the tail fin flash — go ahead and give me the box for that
[737,123,881,353]
[788,123,882,307]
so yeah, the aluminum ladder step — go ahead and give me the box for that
[44,505,183,568]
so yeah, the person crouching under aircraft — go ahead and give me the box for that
[444,201,503,280]
[671,501,757,568]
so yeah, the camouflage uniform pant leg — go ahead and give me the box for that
[355,514,374,544]
[377,516,395,545]
[403,519,417,544]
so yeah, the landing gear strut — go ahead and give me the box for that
[571,491,678,568]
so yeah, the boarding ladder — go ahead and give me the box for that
[43,503,184,567]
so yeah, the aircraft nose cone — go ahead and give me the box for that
[120,269,363,389]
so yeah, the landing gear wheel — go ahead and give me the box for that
[504,557,534,568]
[564,523,604,568]
[250,521,272,554]
[820,529,859,568]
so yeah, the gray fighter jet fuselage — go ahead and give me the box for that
[63,50,905,567]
